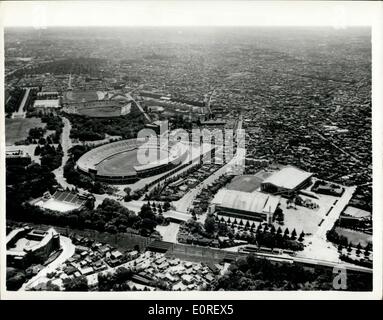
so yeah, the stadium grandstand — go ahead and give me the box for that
[30,190,89,213]
[76,138,189,184]
[62,90,132,117]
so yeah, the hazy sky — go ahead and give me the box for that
[0,1,380,28]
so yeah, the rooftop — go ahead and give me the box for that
[212,189,280,214]
[262,166,313,190]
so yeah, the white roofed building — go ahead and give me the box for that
[210,189,281,222]
[261,166,313,195]
[33,99,60,113]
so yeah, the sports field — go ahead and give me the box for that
[5,117,46,145]
[64,90,99,102]
[77,105,123,117]
[95,148,169,176]
[226,175,264,192]
[35,198,82,213]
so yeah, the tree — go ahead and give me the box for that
[298,231,305,242]
[356,243,362,256]
[63,276,89,291]
[204,214,216,235]
[163,201,171,212]
[34,145,41,155]
[276,212,284,224]
[283,228,290,239]
[85,197,95,210]
[291,229,297,241]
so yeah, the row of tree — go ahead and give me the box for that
[214,254,372,291]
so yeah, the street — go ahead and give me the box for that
[20,236,75,291]
[53,116,73,189]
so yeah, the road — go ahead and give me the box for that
[316,186,356,239]
[173,145,246,214]
[137,142,214,200]
[314,131,363,164]
[20,236,75,291]
[53,117,73,189]
[244,249,372,273]
[68,73,72,90]
[11,87,30,119]
[297,185,357,262]
[130,95,152,122]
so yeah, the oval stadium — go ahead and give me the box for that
[76,138,189,184]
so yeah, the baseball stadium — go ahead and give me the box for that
[76,138,189,184]
[62,91,132,118]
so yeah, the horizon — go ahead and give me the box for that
[1,1,379,28]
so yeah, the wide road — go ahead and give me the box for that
[314,130,363,165]
[11,88,30,118]
[53,117,73,189]
[298,185,357,262]
[20,236,75,291]
[235,247,372,274]
[173,145,245,214]
[130,95,152,122]
[316,186,356,239]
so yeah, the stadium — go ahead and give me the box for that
[62,91,132,118]
[76,138,189,184]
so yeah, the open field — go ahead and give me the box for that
[64,90,99,102]
[5,117,46,145]
[77,105,129,117]
[335,227,372,247]
[95,148,169,176]
[226,174,264,192]
[96,149,140,176]
[78,106,120,117]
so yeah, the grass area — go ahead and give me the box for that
[226,175,264,192]
[96,149,140,176]
[64,90,99,102]
[335,227,372,246]
[77,106,124,117]
[5,117,46,145]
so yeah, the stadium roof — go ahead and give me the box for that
[211,189,280,214]
[33,99,60,108]
[262,166,313,190]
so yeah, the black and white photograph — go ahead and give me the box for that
[0,1,382,300]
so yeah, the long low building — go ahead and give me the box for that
[261,166,313,195]
[210,189,281,222]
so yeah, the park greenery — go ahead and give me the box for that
[13,57,107,78]
[5,88,24,116]
[65,105,145,141]
[214,254,372,291]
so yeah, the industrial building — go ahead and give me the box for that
[210,189,281,222]
[261,166,313,195]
